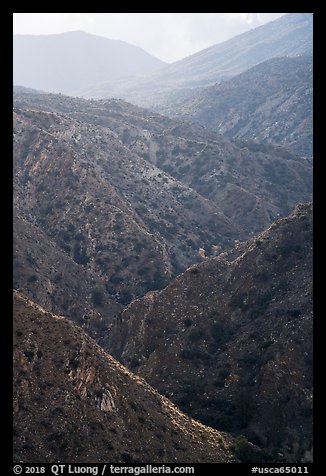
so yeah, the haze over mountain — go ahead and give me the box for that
[168,55,313,158]
[78,13,313,110]
[108,203,313,462]
[13,31,166,95]
[12,12,313,464]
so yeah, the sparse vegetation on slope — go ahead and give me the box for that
[13,292,237,463]
[13,104,237,310]
[108,204,313,463]
[13,210,122,342]
[12,14,313,466]
[14,92,312,240]
[171,55,312,158]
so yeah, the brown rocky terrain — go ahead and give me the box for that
[13,291,237,463]
[14,91,312,239]
[107,203,313,462]
[13,210,122,343]
[13,104,237,310]
[135,133,312,235]
[13,91,313,368]
[12,15,313,466]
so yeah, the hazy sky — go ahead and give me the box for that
[13,13,286,63]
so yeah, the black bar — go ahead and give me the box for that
[9,463,314,476]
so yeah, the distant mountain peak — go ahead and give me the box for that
[79,12,312,109]
[13,31,166,94]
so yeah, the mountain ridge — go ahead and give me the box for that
[13,99,240,313]
[13,91,312,322]
[14,91,312,236]
[13,290,238,463]
[78,13,312,110]
[13,30,166,95]
[167,55,313,157]
[12,14,314,462]
[107,203,313,462]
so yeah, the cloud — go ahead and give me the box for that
[13,13,286,63]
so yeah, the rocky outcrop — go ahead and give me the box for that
[13,291,237,463]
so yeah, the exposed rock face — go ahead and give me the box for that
[170,55,312,158]
[12,15,314,466]
[108,203,313,462]
[13,291,237,463]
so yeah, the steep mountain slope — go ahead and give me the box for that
[14,91,313,239]
[133,132,312,235]
[13,102,238,308]
[108,203,313,462]
[79,13,312,109]
[13,31,166,95]
[170,55,312,157]
[13,291,237,463]
[13,210,122,343]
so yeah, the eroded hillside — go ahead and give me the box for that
[14,92,312,237]
[13,105,237,309]
[13,291,237,463]
[13,210,122,342]
[108,203,313,462]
